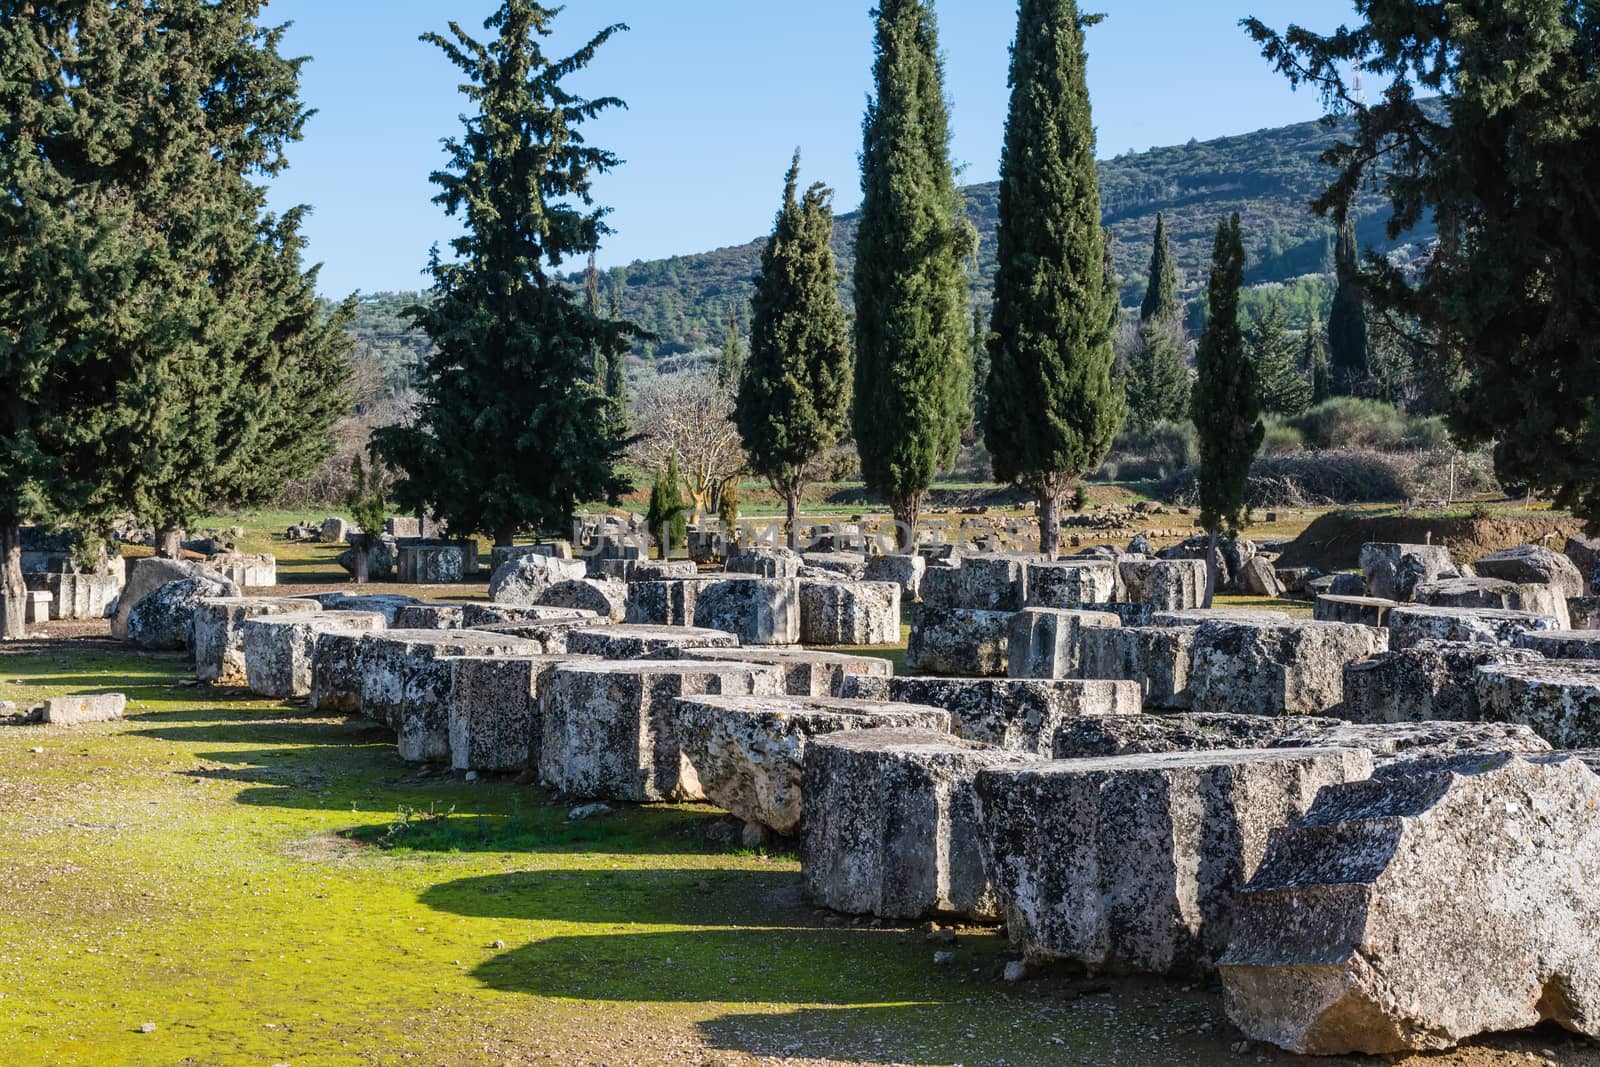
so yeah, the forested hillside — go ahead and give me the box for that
[347,112,1432,362]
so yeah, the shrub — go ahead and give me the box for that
[1261,424,1305,456]
[1096,420,1197,482]
[1289,398,1408,451]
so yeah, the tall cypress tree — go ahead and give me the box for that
[985,0,1121,556]
[717,304,745,390]
[735,154,853,549]
[377,3,636,547]
[1327,219,1369,395]
[1140,213,1181,323]
[969,303,991,436]
[1192,214,1263,604]
[853,0,972,547]
[1250,298,1313,416]
[1303,319,1332,405]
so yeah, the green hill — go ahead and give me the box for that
[349,112,1430,364]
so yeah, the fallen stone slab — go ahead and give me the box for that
[112,558,239,640]
[290,592,419,624]
[906,608,1011,677]
[1233,555,1284,597]
[23,571,120,621]
[976,747,1374,975]
[864,554,924,601]
[952,555,1031,611]
[448,654,578,773]
[564,624,738,660]
[1342,640,1545,723]
[693,578,801,645]
[1513,629,1600,660]
[1053,712,1345,759]
[1150,608,1294,628]
[1007,608,1121,681]
[244,611,389,700]
[1475,660,1600,748]
[40,693,126,725]
[395,541,466,585]
[460,604,599,629]
[1359,542,1458,602]
[1190,621,1388,717]
[126,576,239,651]
[624,577,715,626]
[1270,718,1552,765]
[1025,560,1117,610]
[392,603,470,631]
[1313,594,1400,628]
[802,728,1040,920]
[536,578,628,623]
[676,646,891,697]
[1474,544,1587,599]
[799,580,900,646]
[842,676,1140,755]
[597,558,698,583]
[1387,604,1562,649]
[1416,576,1571,628]
[193,597,322,686]
[468,616,610,655]
[309,628,375,714]
[489,554,589,606]
[800,552,868,581]
[726,547,802,579]
[672,695,951,836]
[539,660,786,802]
[1078,625,1197,710]
[1220,754,1600,1055]
[358,629,542,761]
[1118,558,1206,610]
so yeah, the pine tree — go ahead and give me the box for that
[1140,213,1181,323]
[1124,316,1191,432]
[717,304,745,390]
[1303,319,1332,404]
[852,0,973,548]
[1250,298,1313,416]
[985,0,1121,556]
[376,3,637,547]
[1327,219,1369,396]
[1192,214,1263,604]
[735,154,853,549]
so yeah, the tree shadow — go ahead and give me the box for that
[420,868,805,927]
[129,717,387,748]
[345,804,737,857]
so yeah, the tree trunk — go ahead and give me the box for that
[494,523,517,550]
[1038,474,1065,558]
[785,485,801,552]
[891,494,922,553]
[155,524,182,560]
[354,542,370,586]
[1,523,24,641]
[1203,527,1220,609]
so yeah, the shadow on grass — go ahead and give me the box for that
[346,803,734,857]
[420,868,802,926]
[129,716,388,748]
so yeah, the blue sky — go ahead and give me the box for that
[262,0,1360,296]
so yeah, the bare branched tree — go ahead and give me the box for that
[630,367,745,518]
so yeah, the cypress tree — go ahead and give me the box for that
[985,0,1121,556]
[717,305,745,390]
[853,0,973,548]
[1327,220,1369,395]
[1124,316,1191,432]
[1250,298,1313,416]
[645,455,689,558]
[1140,213,1181,323]
[735,154,853,549]
[1303,320,1332,405]
[969,304,991,436]
[1192,214,1263,604]
[376,3,637,547]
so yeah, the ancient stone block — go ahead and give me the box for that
[1416,576,1571,628]
[392,604,468,631]
[394,542,466,585]
[127,576,238,651]
[1359,542,1457,602]
[1342,639,1545,723]
[1314,594,1400,628]
[692,578,800,645]
[905,607,1011,677]
[799,580,900,646]
[460,604,599,629]
[843,676,1140,755]
[206,552,277,588]
[1190,621,1389,717]
[489,554,588,606]
[539,659,785,802]
[1474,543,1587,599]
[40,693,126,725]
[598,558,698,582]
[193,596,322,685]
[1476,660,1600,747]
[1513,629,1600,660]
[1570,596,1600,630]
[113,558,239,641]
[309,628,373,714]
[1270,718,1552,765]
[1053,712,1344,758]
[976,747,1374,974]
[448,654,575,773]
[1007,607,1121,680]
[468,616,609,655]
[1025,559,1117,609]
[564,624,738,660]
[726,547,802,579]
[800,552,869,581]
[1234,556,1285,598]
[1118,558,1206,610]
[1387,604,1562,649]
[1078,625,1197,710]
[1151,608,1294,628]
[864,554,925,601]
[244,611,388,700]
[802,728,1039,920]
[291,592,418,624]
[536,578,628,623]
[677,646,892,697]
[1220,755,1600,1055]
[24,571,120,621]
[672,695,950,835]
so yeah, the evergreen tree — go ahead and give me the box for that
[717,304,745,390]
[1326,219,1369,396]
[1140,213,1181,323]
[376,3,636,547]
[985,0,1120,556]
[852,0,973,548]
[1124,316,1191,432]
[969,303,991,436]
[735,154,853,549]
[1250,298,1313,416]
[645,455,688,558]
[1192,214,1263,604]
[1302,319,1332,405]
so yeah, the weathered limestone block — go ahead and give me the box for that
[692,578,800,645]
[488,542,571,575]
[1025,560,1117,609]
[536,578,628,623]
[1119,558,1206,610]
[1513,628,1600,660]
[319,516,353,544]
[1474,544,1587,599]
[1233,555,1285,597]
[1190,621,1389,717]
[539,660,785,801]
[1359,542,1458,602]
[193,597,321,685]
[1328,572,1367,597]
[1476,660,1600,747]
[244,611,388,700]
[801,552,869,581]
[1564,535,1600,584]
[726,547,802,579]
[625,578,705,626]
[1007,607,1121,680]
[598,558,698,582]
[335,537,397,581]
[489,554,588,606]
[448,654,577,772]
[678,646,892,697]
[1387,604,1562,649]
[395,542,466,585]
[1314,594,1400,628]
[564,624,738,660]
[1078,625,1197,710]
[1220,755,1600,1055]
[801,728,1040,920]
[292,592,418,624]
[469,617,609,654]
[1151,609,1294,628]
[309,629,373,713]
[672,695,950,835]
[905,608,1011,677]
[127,576,238,651]
[1342,640,1545,723]
[975,747,1374,974]
[392,603,468,631]
[40,693,125,724]
[843,676,1140,755]
[1271,718,1552,764]
[799,580,900,646]
[113,558,239,640]
[460,604,599,629]
[1570,596,1600,630]
[24,571,120,620]
[864,554,925,601]
[916,565,963,610]
[207,552,276,588]
[1417,576,1571,628]
[358,629,542,761]
[1053,712,1344,758]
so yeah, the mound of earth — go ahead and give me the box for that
[1276,511,1588,571]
